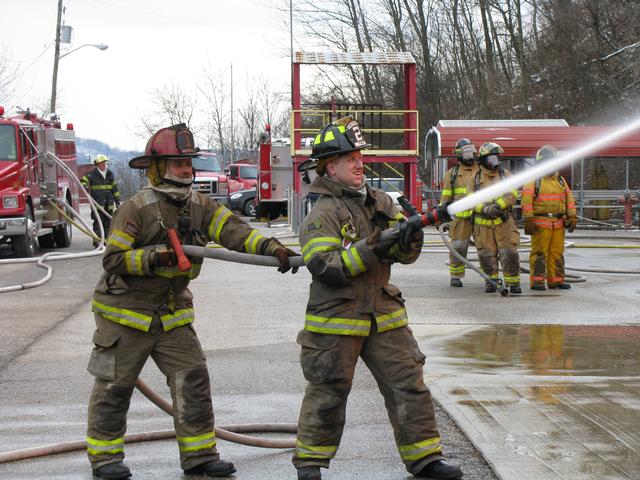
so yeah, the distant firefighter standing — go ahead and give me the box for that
[81,154,120,245]
[521,145,577,290]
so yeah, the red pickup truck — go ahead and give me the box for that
[226,163,257,193]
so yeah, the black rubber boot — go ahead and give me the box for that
[549,283,571,289]
[184,460,236,477]
[484,281,496,293]
[530,284,546,291]
[415,459,463,479]
[509,285,522,294]
[297,466,322,480]
[93,462,132,479]
[450,278,463,287]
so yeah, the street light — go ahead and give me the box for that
[50,42,108,115]
[59,43,108,60]
[49,0,108,115]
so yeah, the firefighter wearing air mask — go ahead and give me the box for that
[521,145,577,290]
[440,138,478,287]
[292,117,461,480]
[85,124,298,480]
[472,142,522,294]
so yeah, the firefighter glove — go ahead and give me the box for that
[565,216,577,233]
[524,217,536,235]
[152,246,177,267]
[481,203,502,219]
[264,237,300,273]
[425,202,452,225]
[397,220,424,251]
[367,226,395,257]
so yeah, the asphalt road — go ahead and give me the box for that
[0,218,496,480]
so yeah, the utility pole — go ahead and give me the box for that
[50,0,63,115]
[230,63,234,164]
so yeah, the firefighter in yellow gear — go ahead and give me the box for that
[85,124,298,480]
[472,142,522,294]
[440,138,479,287]
[81,154,120,244]
[521,145,577,290]
[293,117,462,480]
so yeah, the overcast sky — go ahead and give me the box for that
[1,0,295,151]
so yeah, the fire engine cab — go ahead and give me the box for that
[0,106,79,257]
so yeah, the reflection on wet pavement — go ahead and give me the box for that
[423,325,640,480]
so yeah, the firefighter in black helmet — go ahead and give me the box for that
[472,142,522,293]
[293,117,461,480]
[439,138,478,287]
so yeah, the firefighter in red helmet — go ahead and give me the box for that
[440,138,479,287]
[293,117,461,480]
[85,124,298,479]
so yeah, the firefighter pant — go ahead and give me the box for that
[86,314,218,470]
[473,220,521,286]
[91,207,113,243]
[292,325,443,475]
[448,218,473,278]
[530,226,566,287]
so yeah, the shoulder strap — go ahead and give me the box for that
[474,169,482,192]
[450,165,460,189]
[534,178,541,198]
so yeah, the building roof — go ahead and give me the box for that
[434,125,640,157]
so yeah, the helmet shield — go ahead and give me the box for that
[480,154,501,170]
[458,144,476,165]
[129,123,199,169]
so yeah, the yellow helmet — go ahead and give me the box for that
[536,144,558,162]
[94,154,109,164]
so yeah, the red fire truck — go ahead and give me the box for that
[0,106,79,257]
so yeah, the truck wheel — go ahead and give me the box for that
[53,220,72,248]
[38,233,55,249]
[11,210,37,258]
[244,199,257,217]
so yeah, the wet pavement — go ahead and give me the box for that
[421,324,640,480]
[1,216,640,479]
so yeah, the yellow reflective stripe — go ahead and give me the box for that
[376,308,408,332]
[208,206,233,243]
[496,198,508,209]
[160,308,194,331]
[304,314,370,336]
[154,266,189,278]
[91,185,115,190]
[86,436,124,455]
[341,246,366,277]
[92,300,152,331]
[301,237,341,263]
[177,431,216,453]
[295,439,338,459]
[441,189,452,196]
[503,274,520,284]
[398,436,442,461]
[124,249,144,275]
[453,187,467,194]
[243,230,265,254]
[455,210,473,218]
[449,264,465,274]
[474,217,503,226]
[324,131,335,142]
[188,263,202,279]
[108,230,135,250]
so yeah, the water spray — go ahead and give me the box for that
[447,116,640,216]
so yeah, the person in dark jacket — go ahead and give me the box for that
[81,154,120,245]
[293,117,462,480]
